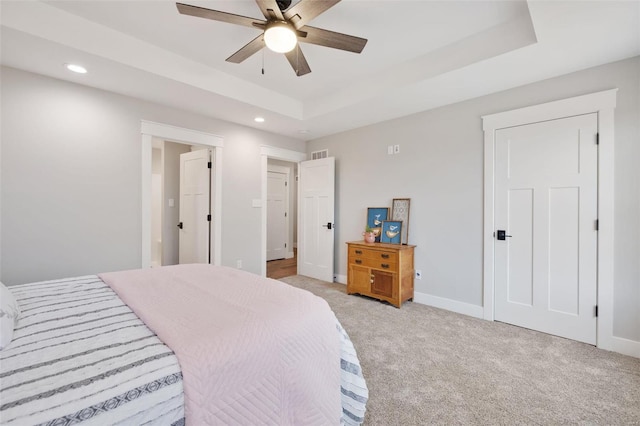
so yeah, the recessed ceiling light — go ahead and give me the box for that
[254,117,265,123]
[65,64,87,74]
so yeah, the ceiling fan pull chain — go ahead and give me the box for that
[262,47,265,75]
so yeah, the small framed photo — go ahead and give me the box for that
[392,198,411,245]
[367,207,389,242]
[380,220,402,244]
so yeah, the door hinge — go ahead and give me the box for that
[284,212,287,217]
[595,305,598,317]
[208,161,212,169]
[207,214,211,222]
[595,219,599,231]
[285,243,287,248]
[596,133,599,145]
[285,181,288,186]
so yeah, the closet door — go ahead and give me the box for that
[494,114,598,344]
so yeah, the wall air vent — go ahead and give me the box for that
[311,149,328,160]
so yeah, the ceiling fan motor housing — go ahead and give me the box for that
[276,0,292,11]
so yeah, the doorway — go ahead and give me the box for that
[267,162,291,261]
[266,159,297,278]
[150,140,212,267]
[260,147,306,278]
[141,120,223,269]
[260,147,337,283]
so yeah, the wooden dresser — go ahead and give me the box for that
[346,241,415,308]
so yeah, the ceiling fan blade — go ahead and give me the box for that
[284,0,340,29]
[255,0,284,20]
[176,3,265,29]
[226,35,266,63]
[284,45,311,76]
[299,26,367,53]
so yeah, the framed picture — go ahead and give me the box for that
[392,198,411,245]
[367,207,389,242]
[380,220,402,244]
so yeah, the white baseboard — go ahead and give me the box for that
[413,291,484,319]
[608,336,640,358]
[285,251,294,259]
[293,242,298,249]
[334,274,347,285]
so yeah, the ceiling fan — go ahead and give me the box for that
[176,0,368,76]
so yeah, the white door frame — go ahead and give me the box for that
[260,146,307,277]
[141,121,223,268]
[482,89,617,351]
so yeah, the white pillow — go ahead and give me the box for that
[0,281,21,350]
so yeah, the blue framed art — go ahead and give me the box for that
[366,207,389,242]
[380,220,402,244]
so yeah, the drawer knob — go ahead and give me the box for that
[355,250,363,255]
[381,253,390,259]
[355,259,362,264]
[381,263,390,269]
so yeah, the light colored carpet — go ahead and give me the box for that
[279,275,640,425]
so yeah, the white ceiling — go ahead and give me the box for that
[1,1,639,140]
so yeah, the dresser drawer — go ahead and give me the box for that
[349,247,398,263]
[350,257,398,271]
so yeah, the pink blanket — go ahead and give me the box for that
[100,264,341,425]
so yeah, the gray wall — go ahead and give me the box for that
[308,56,640,342]
[0,66,305,284]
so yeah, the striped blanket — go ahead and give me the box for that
[1,274,367,425]
[0,276,184,425]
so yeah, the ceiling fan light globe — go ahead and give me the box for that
[264,23,297,53]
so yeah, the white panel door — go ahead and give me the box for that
[267,171,287,261]
[495,113,598,344]
[298,157,335,282]
[178,149,210,264]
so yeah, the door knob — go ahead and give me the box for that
[496,230,512,240]
[322,222,333,230]
[177,222,183,229]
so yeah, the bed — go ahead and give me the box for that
[0,265,368,425]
